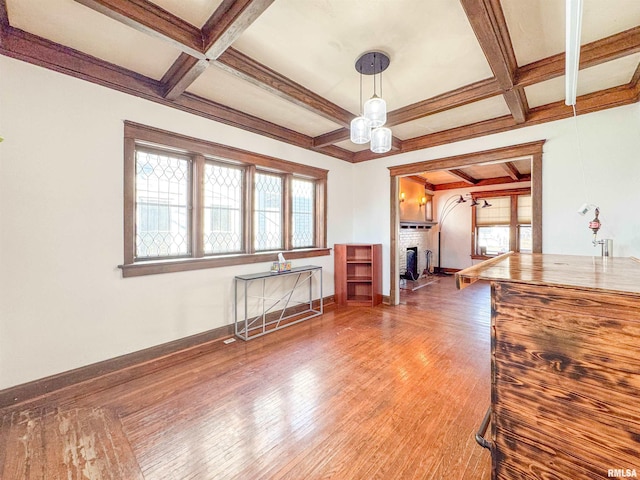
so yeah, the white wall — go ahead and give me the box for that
[0,56,355,389]
[352,102,640,288]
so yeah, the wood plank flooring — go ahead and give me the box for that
[0,275,491,479]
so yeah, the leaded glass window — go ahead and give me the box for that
[254,172,283,251]
[124,123,328,276]
[135,149,190,259]
[291,178,315,248]
[203,162,243,254]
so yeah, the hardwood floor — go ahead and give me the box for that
[0,276,492,479]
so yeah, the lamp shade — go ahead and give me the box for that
[350,116,371,144]
[364,96,387,128]
[370,127,391,153]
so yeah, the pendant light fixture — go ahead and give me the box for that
[350,69,371,144]
[351,51,392,153]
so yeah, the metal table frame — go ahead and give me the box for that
[234,265,323,341]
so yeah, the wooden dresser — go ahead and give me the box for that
[456,253,640,480]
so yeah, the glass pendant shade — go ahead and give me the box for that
[364,96,387,128]
[350,116,371,144]
[370,127,392,153]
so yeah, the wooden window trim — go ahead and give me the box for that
[122,122,329,277]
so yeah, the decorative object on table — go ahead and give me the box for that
[271,252,291,273]
[577,203,612,256]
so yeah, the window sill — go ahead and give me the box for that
[119,248,331,278]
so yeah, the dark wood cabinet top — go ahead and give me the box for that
[456,252,640,296]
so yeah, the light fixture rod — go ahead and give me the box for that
[565,0,583,106]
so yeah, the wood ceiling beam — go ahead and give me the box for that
[77,0,351,125]
[202,0,274,60]
[215,48,352,127]
[0,26,356,162]
[313,128,351,148]
[312,78,500,147]
[517,26,640,87]
[395,84,638,158]
[161,54,210,100]
[387,77,500,125]
[404,175,436,192]
[318,25,637,150]
[460,0,527,123]
[448,169,479,185]
[500,162,522,181]
[73,0,276,100]
[73,0,204,57]
[433,175,531,191]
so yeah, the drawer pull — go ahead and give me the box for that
[475,407,492,450]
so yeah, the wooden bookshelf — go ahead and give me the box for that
[334,244,382,306]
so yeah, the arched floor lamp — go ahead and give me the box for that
[437,194,490,273]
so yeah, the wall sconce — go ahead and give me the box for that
[399,192,405,203]
[418,196,427,208]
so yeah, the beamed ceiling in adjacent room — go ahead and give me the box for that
[1,0,639,163]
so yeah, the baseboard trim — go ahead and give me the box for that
[0,295,335,410]
[0,324,234,410]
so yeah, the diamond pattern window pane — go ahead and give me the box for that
[204,162,243,254]
[135,150,190,258]
[291,178,315,248]
[254,172,283,251]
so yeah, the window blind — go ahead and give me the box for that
[517,195,532,224]
[476,196,510,226]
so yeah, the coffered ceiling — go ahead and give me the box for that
[1,0,639,163]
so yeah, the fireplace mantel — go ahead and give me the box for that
[400,221,437,229]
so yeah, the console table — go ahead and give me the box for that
[234,265,323,341]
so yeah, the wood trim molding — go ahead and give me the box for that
[0,292,337,409]
[389,141,543,304]
[471,187,531,199]
[122,121,330,277]
[1,9,637,162]
[531,151,543,253]
[120,248,331,277]
[516,26,640,88]
[312,77,500,147]
[379,83,638,161]
[0,26,332,156]
[73,0,204,57]
[216,48,352,127]
[0,323,234,409]
[124,121,328,178]
[433,175,531,191]
[388,140,545,177]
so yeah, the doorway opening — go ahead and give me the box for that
[388,141,544,305]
